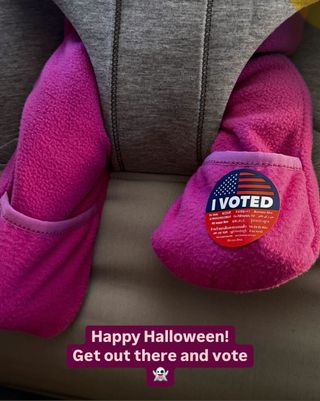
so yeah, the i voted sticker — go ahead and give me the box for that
[205,169,280,248]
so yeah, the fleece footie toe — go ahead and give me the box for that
[0,23,111,337]
[152,54,320,292]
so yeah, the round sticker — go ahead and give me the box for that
[205,169,280,248]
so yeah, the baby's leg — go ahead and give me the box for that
[153,53,320,291]
[0,23,111,336]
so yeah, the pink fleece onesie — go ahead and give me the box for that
[0,14,319,338]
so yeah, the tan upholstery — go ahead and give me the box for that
[0,172,319,400]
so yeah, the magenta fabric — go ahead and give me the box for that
[152,53,320,292]
[0,24,110,337]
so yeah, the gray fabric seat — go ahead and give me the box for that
[0,0,63,168]
[0,1,320,399]
[52,0,305,175]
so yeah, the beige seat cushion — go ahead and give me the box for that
[0,172,319,400]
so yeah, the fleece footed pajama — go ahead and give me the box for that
[152,16,320,291]
[0,23,111,337]
[0,15,319,338]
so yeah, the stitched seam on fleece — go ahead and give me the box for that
[0,198,98,236]
[1,215,68,236]
[196,0,214,165]
[203,160,303,171]
[111,0,125,171]
[0,211,97,236]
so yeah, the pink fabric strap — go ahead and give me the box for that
[205,151,302,169]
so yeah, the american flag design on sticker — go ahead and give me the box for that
[205,169,280,248]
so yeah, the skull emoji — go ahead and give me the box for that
[153,367,169,382]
